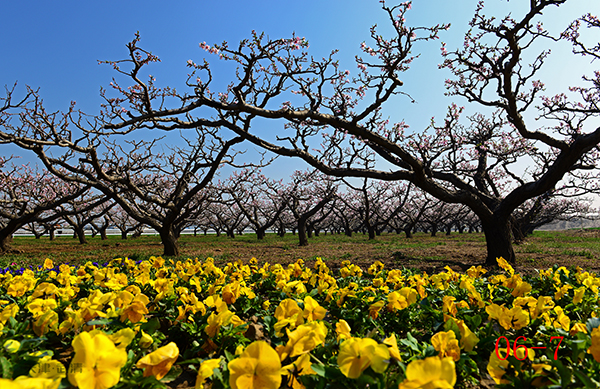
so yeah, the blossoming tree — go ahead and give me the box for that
[92,0,600,265]
[0,157,92,252]
[1,1,599,265]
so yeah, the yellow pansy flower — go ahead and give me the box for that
[282,353,315,389]
[511,280,532,297]
[431,331,461,361]
[337,338,390,379]
[140,330,154,348]
[228,341,282,389]
[554,284,572,300]
[136,342,179,380]
[26,298,58,318]
[0,303,19,326]
[466,265,487,278]
[387,291,408,312]
[570,322,587,336]
[486,303,529,330]
[195,358,221,389]
[398,356,456,389]
[383,333,402,361]
[336,320,352,341]
[487,346,534,384]
[552,306,570,331]
[442,296,457,316]
[7,275,37,297]
[274,299,304,336]
[33,310,59,336]
[302,296,326,321]
[588,327,600,362]
[496,257,514,276]
[29,359,66,382]
[573,286,586,304]
[3,339,20,353]
[0,376,61,389]
[277,321,328,361]
[368,300,385,319]
[68,331,128,389]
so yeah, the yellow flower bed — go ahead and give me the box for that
[0,255,599,388]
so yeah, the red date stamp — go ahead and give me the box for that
[495,335,563,360]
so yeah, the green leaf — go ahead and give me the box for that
[141,317,161,334]
[573,370,597,389]
[444,318,461,341]
[356,372,378,386]
[177,358,202,365]
[551,359,572,387]
[470,314,482,328]
[224,349,235,362]
[406,332,418,344]
[0,356,12,379]
[160,364,182,383]
[586,317,600,333]
[310,364,326,377]
[400,337,420,353]
[86,318,113,326]
[212,364,224,383]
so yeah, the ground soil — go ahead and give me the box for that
[6,229,600,275]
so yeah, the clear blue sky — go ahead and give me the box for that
[1,0,598,179]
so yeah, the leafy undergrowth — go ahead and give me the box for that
[0,255,599,388]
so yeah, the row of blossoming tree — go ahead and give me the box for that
[1,0,600,265]
[0,152,594,257]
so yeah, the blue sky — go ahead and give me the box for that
[1,0,598,179]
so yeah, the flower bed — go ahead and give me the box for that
[0,256,599,388]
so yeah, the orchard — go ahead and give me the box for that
[1,0,600,387]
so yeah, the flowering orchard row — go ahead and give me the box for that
[0,255,599,388]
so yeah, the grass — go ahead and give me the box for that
[2,229,600,273]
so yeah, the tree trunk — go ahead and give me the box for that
[49,229,55,241]
[75,227,87,244]
[481,218,516,266]
[99,228,108,240]
[121,231,128,240]
[404,227,413,239]
[367,225,375,240]
[297,219,308,247]
[0,232,13,252]
[430,225,437,237]
[277,224,286,238]
[160,228,179,257]
[256,228,266,240]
